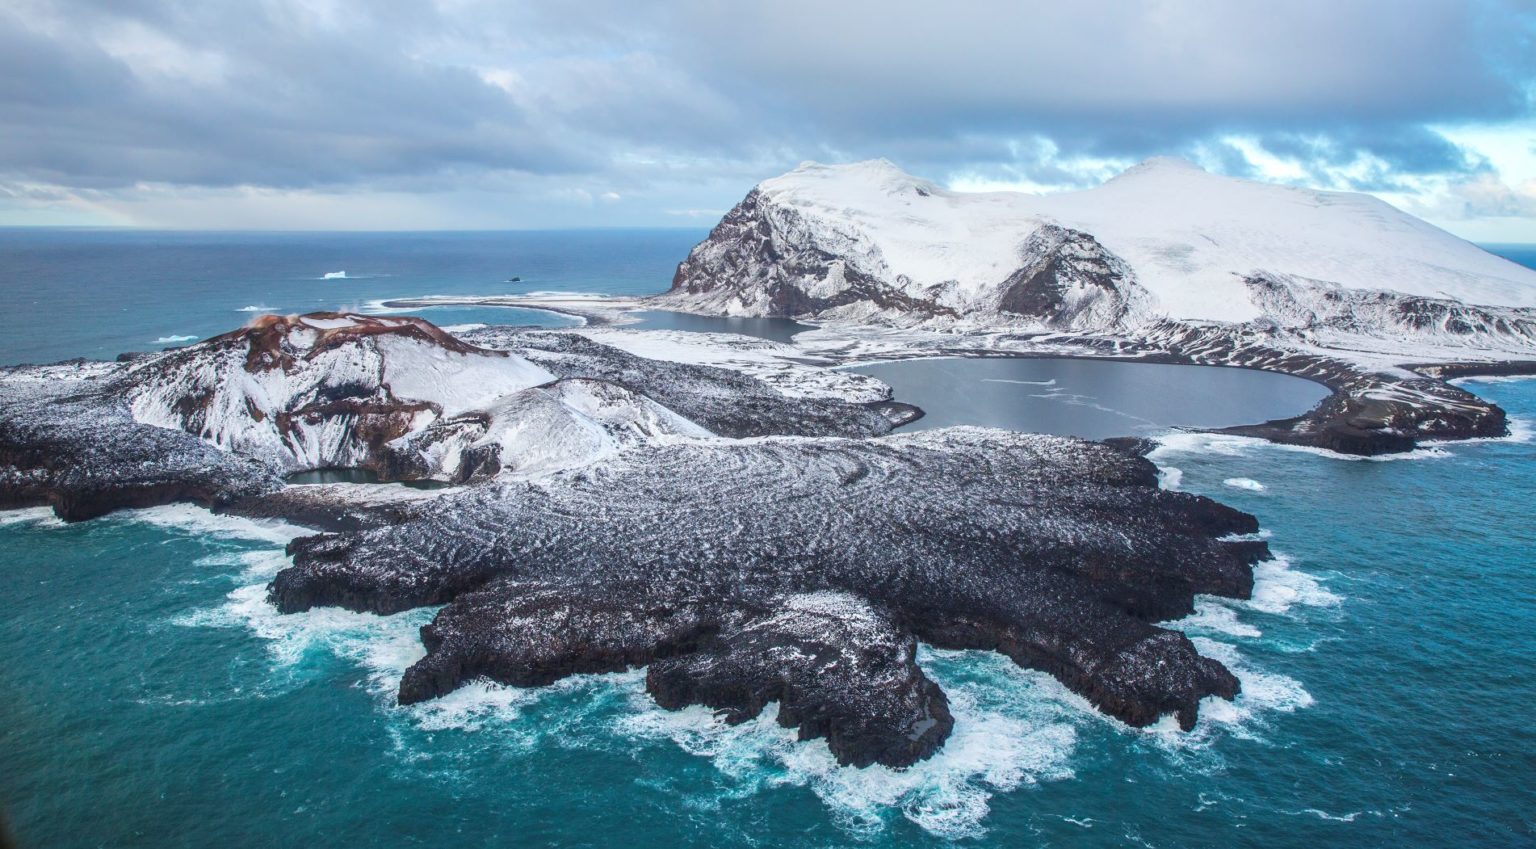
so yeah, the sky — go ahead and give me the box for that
[1,0,1534,241]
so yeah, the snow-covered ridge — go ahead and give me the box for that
[665,157,1536,332]
[77,312,914,487]
[121,313,558,477]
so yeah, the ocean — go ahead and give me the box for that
[1,232,1534,847]
[0,229,706,366]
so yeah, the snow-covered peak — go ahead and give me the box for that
[764,158,948,204]
[1104,156,1209,182]
[1049,160,1536,320]
[701,157,1536,325]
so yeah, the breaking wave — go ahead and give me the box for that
[1151,431,1452,463]
[152,334,199,344]
[616,647,1081,839]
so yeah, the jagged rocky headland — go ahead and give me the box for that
[1,308,1270,767]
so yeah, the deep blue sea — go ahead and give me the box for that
[1,233,1534,847]
[0,229,706,365]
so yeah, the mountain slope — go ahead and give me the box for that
[663,158,1536,335]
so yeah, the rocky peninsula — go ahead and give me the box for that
[0,309,1269,767]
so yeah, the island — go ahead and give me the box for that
[5,158,1534,769]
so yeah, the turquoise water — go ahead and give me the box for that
[3,382,1532,847]
[1,238,1534,846]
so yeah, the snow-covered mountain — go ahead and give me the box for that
[119,313,705,481]
[663,158,1536,344]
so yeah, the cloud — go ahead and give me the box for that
[1448,173,1536,218]
[0,0,1532,231]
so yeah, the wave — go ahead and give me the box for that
[236,304,272,313]
[1422,415,1534,447]
[116,504,309,545]
[1161,638,1315,746]
[616,646,1080,839]
[322,271,348,280]
[1159,465,1184,490]
[191,567,1325,839]
[0,506,63,528]
[1222,477,1266,492]
[1449,374,1536,386]
[1151,431,1452,463]
[1247,553,1342,614]
[1176,601,1264,639]
[1287,807,1378,822]
[152,334,199,344]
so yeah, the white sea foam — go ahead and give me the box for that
[1246,554,1342,614]
[322,271,348,279]
[152,334,199,344]
[1290,808,1375,822]
[1449,374,1536,386]
[1158,465,1183,490]
[1175,600,1263,639]
[616,647,1080,839]
[180,574,432,685]
[179,544,544,738]
[1223,477,1266,491]
[1144,638,1315,749]
[1152,430,1451,463]
[191,570,1321,839]
[117,504,308,545]
[236,304,272,312]
[1423,415,1534,447]
[0,506,62,527]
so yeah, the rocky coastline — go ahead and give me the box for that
[0,311,1277,768]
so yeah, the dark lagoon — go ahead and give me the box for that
[849,356,1332,440]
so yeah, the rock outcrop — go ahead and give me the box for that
[0,362,282,520]
[0,314,920,520]
[2,312,1280,769]
[271,428,1266,767]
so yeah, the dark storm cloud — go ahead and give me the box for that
[0,0,1533,202]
